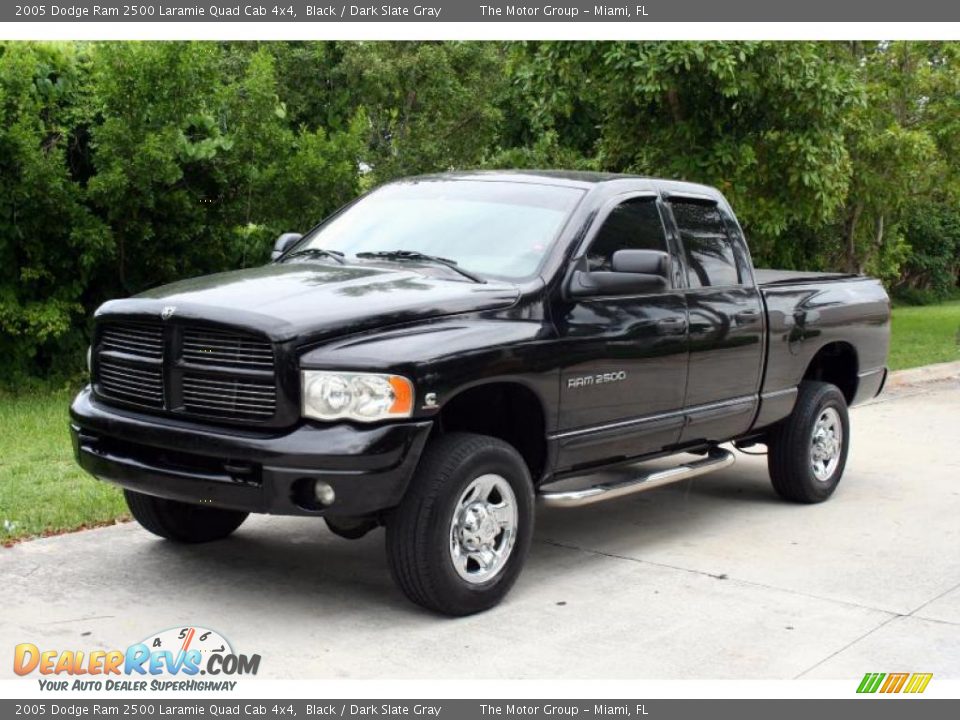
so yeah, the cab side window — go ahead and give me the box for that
[669,200,741,288]
[586,199,669,272]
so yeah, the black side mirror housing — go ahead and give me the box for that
[568,249,670,298]
[271,232,302,261]
[611,249,669,275]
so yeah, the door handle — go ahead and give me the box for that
[735,309,761,325]
[657,316,687,334]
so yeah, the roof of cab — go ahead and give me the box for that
[396,169,723,199]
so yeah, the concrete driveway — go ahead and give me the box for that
[2,380,959,679]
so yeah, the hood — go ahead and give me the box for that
[95,263,520,343]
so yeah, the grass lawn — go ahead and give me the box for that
[1,300,958,545]
[0,389,127,545]
[889,300,960,370]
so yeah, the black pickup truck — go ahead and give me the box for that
[70,171,890,615]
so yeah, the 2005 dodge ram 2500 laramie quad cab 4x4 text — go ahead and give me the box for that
[71,172,891,615]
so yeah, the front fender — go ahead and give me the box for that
[298,317,560,430]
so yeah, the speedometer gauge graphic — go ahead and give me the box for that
[140,626,233,659]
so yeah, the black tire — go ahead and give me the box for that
[386,433,535,616]
[124,490,248,543]
[325,516,378,540]
[767,381,850,503]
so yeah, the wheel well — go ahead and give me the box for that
[803,342,858,404]
[436,383,547,482]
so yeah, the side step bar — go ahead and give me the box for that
[538,447,736,508]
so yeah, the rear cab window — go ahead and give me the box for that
[668,200,746,288]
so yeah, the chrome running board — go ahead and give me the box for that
[538,447,736,508]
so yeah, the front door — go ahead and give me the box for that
[553,195,690,472]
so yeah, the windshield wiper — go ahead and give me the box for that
[279,247,346,265]
[355,250,485,283]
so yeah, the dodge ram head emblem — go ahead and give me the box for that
[161,306,177,320]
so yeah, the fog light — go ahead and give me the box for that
[313,480,336,507]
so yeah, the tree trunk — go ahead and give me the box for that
[665,88,683,123]
[844,203,863,273]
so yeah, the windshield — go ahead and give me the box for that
[296,179,584,279]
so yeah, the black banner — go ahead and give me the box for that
[2,700,959,720]
[3,0,959,23]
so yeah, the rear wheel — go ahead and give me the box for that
[124,490,247,543]
[386,433,534,616]
[767,381,850,503]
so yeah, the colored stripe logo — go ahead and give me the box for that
[857,672,933,694]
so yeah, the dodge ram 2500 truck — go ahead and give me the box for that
[70,171,891,616]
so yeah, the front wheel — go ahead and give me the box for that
[124,490,248,543]
[767,381,850,503]
[386,433,534,616]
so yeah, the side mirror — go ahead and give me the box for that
[271,232,302,261]
[568,249,670,298]
[611,249,669,276]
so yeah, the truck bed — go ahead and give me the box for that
[754,268,860,286]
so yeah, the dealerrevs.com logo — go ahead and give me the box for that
[14,626,260,692]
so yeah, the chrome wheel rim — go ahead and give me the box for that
[810,407,843,482]
[449,474,518,585]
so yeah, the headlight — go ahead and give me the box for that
[301,370,414,422]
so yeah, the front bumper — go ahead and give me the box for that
[70,387,433,517]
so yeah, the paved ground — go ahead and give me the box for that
[2,380,959,679]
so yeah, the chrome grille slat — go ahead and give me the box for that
[99,363,160,379]
[100,378,162,395]
[103,327,161,339]
[183,381,275,395]
[100,387,162,405]
[183,397,275,412]
[183,357,276,368]
[98,374,164,394]
[182,349,273,360]
[95,321,278,423]
[182,386,275,400]
[182,338,271,347]
[103,330,161,342]
[182,377,275,389]
[182,354,274,364]
[103,337,161,351]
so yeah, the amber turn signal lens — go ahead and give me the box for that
[388,375,414,416]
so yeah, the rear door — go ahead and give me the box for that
[663,195,765,444]
[553,194,690,471]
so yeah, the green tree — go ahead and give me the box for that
[86,42,362,295]
[838,42,941,280]
[0,42,110,379]
[333,42,506,181]
[499,42,862,268]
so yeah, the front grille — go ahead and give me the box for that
[98,357,164,408]
[182,327,274,371]
[94,319,279,425]
[183,374,276,422]
[101,322,163,358]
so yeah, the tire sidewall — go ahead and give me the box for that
[427,442,534,614]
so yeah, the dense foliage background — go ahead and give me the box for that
[2,41,959,382]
